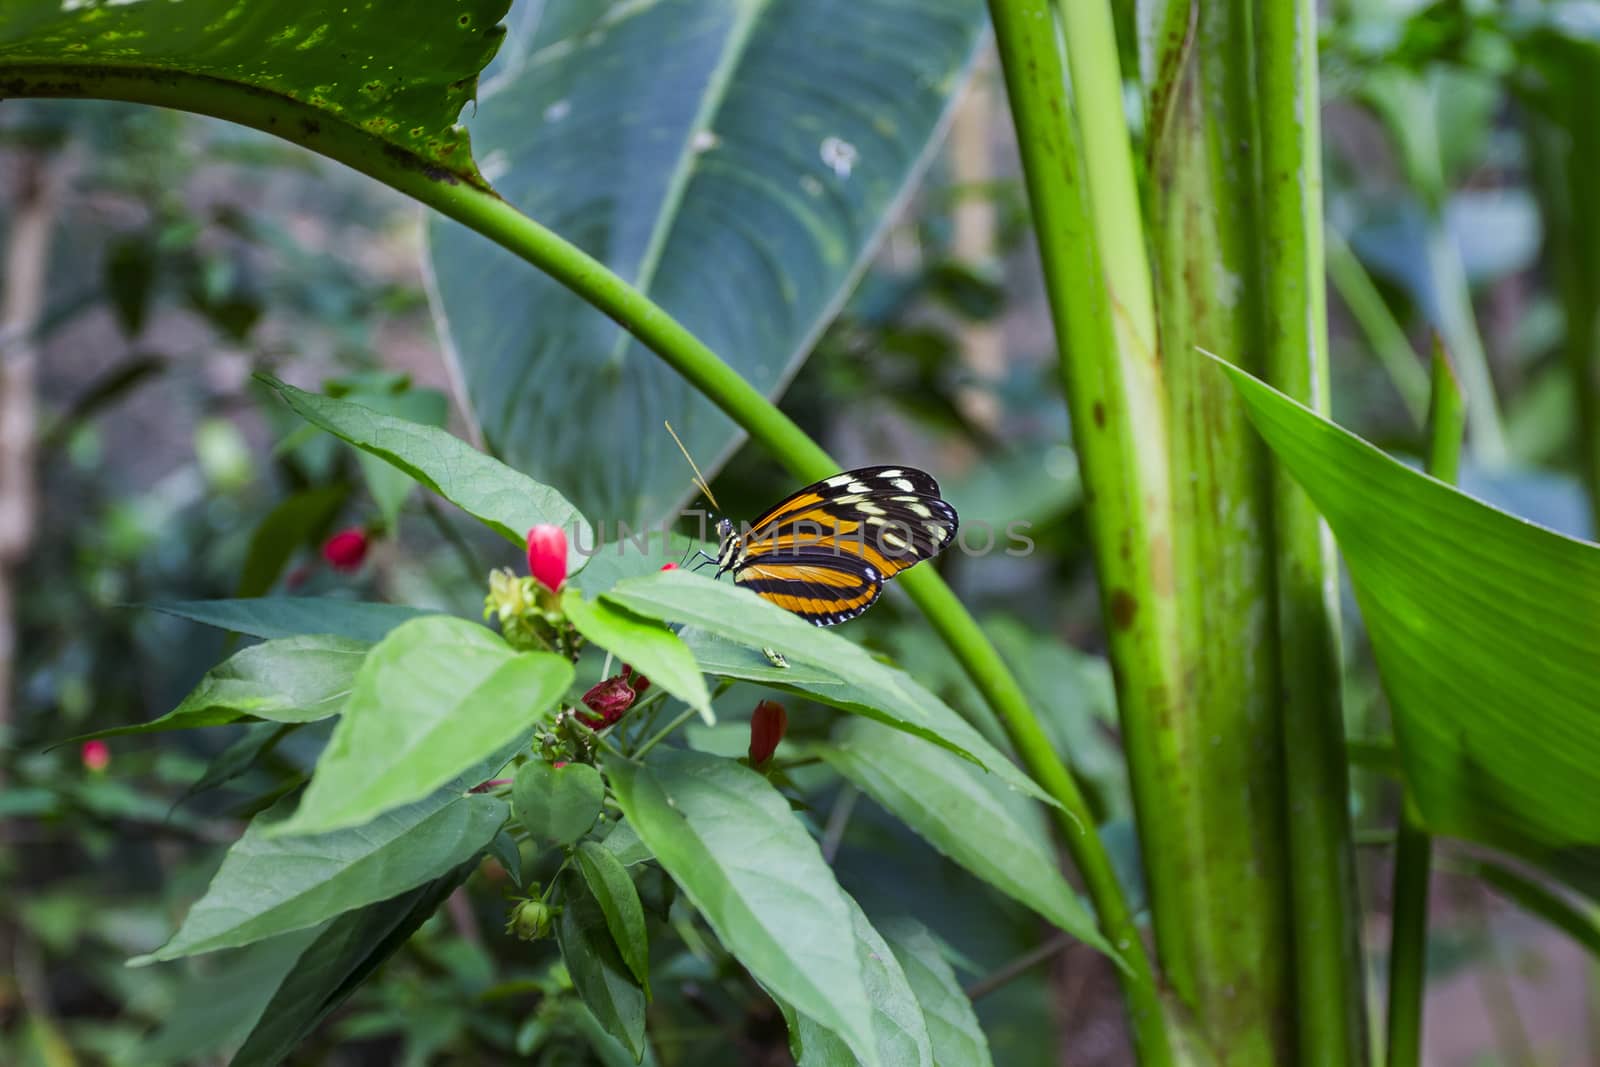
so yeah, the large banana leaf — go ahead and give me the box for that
[0,0,509,187]
[428,0,986,524]
[1220,362,1600,897]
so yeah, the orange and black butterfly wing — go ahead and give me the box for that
[733,552,885,627]
[742,466,958,579]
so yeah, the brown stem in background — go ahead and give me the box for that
[0,151,64,787]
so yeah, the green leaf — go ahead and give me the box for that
[236,485,349,598]
[272,617,571,836]
[340,386,450,527]
[563,588,712,724]
[576,841,651,992]
[878,917,993,1067]
[0,0,510,188]
[177,722,292,805]
[136,927,326,1065]
[789,895,933,1067]
[512,760,604,847]
[230,863,477,1067]
[152,598,433,641]
[1220,359,1600,894]
[429,0,988,525]
[135,787,506,963]
[555,870,647,1063]
[607,571,1055,806]
[599,820,654,868]
[260,377,591,569]
[815,718,1111,959]
[605,748,880,1067]
[71,635,367,742]
[488,829,525,889]
[1458,857,1600,960]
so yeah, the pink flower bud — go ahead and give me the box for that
[321,528,369,571]
[81,739,110,773]
[660,562,678,571]
[748,701,787,767]
[525,525,568,592]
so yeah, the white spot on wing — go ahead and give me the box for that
[893,478,914,491]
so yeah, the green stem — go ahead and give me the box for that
[633,706,703,760]
[1384,811,1431,1067]
[990,3,1177,1062]
[1325,228,1430,426]
[1257,3,1367,1062]
[7,59,1153,1031]
[1386,339,1465,1067]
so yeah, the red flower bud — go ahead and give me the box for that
[660,562,678,571]
[81,739,110,773]
[622,664,650,695]
[321,527,369,571]
[748,701,787,767]
[525,525,568,592]
[577,674,636,729]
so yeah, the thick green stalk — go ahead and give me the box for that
[1386,342,1464,1067]
[1143,0,1292,1058]
[0,63,1156,1020]
[1256,3,1367,1062]
[986,4,1180,1062]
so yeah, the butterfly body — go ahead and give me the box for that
[712,466,959,626]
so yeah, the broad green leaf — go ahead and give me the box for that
[261,377,591,570]
[608,571,1055,806]
[177,723,292,806]
[563,588,712,724]
[136,927,325,1065]
[488,829,525,889]
[789,895,933,1067]
[73,635,367,742]
[879,917,993,1067]
[815,718,1111,959]
[576,840,651,992]
[512,760,604,847]
[272,617,571,836]
[605,748,880,1067]
[153,598,434,642]
[0,0,510,188]
[1220,360,1600,894]
[555,870,647,1063]
[231,862,477,1067]
[339,386,449,527]
[236,485,349,598]
[136,787,505,963]
[429,0,988,525]
[600,819,654,868]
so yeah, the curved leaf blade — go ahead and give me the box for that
[605,748,881,1067]
[0,0,510,187]
[606,570,1055,806]
[879,917,993,1067]
[556,869,648,1062]
[576,841,652,993]
[262,376,591,569]
[429,0,987,524]
[135,789,506,963]
[273,617,572,836]
[152,598,434,641]
[816,718,1110,959]
[1220,360,1600,892]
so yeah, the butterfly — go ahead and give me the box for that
[698,466,959,626]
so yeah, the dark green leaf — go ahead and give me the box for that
[512,760,604,847]
[236,485,348,598]
[563,588,711,723]
[555,870,647,1063]
[878,917,992,1067]
[605,748,880,1067]
[134,788,506,962]
[272,617,570,836]
[815,718,1110,959]
[0,0,511,188]
[260,377,591,568]
[576,841,650,991]
[71,635,367,743]
[488,829,524,889]
[429,0,988,525]
[1221,359,1600,895]
[178,724,292,806]
[230,863,477,1067]
[152,598,434,642]
[609,571,1055,806]
[339,387,449,527]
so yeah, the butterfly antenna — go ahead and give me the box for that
[664,420,720,512]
